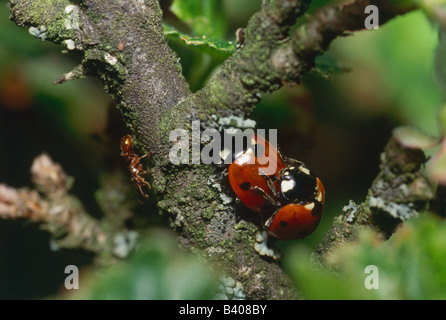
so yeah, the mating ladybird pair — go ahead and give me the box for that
[227,135,324,240]
[120,128,324,240]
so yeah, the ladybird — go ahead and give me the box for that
[227,135,325,240]
[266,174,324,240]
[227,134,286,213]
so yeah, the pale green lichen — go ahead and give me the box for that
[64,4,80,30]
[343,200,360,223]
[214,276,246,300]
[113,231,139,258]
[23,0,76,43]
[368,196,418,221]
[28,25,47,40]
[64,39,75,50]
[253,231,281,260]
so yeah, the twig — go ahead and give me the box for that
[0,154,117,256]
[180,0,412,125]
[316,133,434,263]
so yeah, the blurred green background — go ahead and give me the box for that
[0,0,443,299]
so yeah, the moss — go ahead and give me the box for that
[188,224,208,242]
[11,0,75,43]
[233,221,258,243]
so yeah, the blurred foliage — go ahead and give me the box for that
[170,0,227,39]
[158,0,250,92]
[163,24,236,59]
[70,229,219,300]
[285,214,446,299]
[393,125,439,149]
[329,10,440,133]
[163,0,236,60]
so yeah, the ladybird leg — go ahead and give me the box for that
[250,186,281,207]
[277,149,286,165]
[257,169,280,197]
[265,175,280,197]
[212,168,227,182]
[264,209,279,228]
[284,157,305,168]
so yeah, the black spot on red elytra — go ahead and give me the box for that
[240,181,251,191]
[279,220,288,228]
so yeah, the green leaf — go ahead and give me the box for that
[71,229,218,300]
[393,126,439,149]
[435,28,446,97]
[313,55,351,80]
[170,0,227,39]
[331,10,441,132]
[428,138,446,184]
[416,0,446,24]
[284,244,379,300]
[163,24,236,58]
[286,214,446,299]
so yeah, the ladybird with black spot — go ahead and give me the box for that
[227,134,325,240]
[227,134,286,214]
[266,167,325,240]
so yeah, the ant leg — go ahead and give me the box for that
[143,179,152,190]
[139,152,151,160]
[138,184,149,199]
[216,167,228,181]
[250,186,281,207]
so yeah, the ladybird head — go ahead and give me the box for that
[279,164,318,203]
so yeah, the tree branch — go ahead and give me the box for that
[176,0,412,126]
[288,0,412,78]
[0,154,126,258]
[316,132,434,263]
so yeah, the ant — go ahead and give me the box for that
[121,127,151,202]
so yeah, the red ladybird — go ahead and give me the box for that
[266,175,324,240]
[227,135,325,240]
[227,134,285,213]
